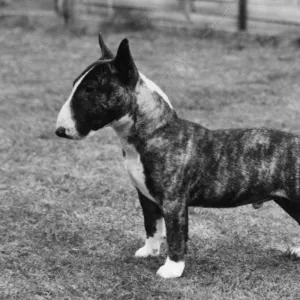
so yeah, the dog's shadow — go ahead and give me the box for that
[184,238,300,282]
[108,237,300,283]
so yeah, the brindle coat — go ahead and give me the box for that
[56,34,300,278]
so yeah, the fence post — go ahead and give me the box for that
[238,0,247,31]
[54,0,76,27]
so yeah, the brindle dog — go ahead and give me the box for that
[56,34,300,278]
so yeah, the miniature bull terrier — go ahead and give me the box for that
[56,34,300,278]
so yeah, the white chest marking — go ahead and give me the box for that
[111,114,156,203]
[139,73,173,109]
[123,144,156,202]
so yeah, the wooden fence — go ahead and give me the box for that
[72,0,300,35]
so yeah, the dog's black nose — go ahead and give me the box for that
[55,126,67,138]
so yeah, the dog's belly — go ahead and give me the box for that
[123,146,156,202]
[189,186,287,208]
[190,194,269,208]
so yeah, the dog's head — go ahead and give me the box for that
[55,34,138,140]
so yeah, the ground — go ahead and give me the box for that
[1,25,300,300]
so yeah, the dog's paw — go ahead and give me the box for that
[289,246,300,257]
[134,245,160,258]
[156,257,185,279]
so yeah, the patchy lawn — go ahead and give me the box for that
[1,26,300,300]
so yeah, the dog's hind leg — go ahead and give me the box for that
[274,198,300,257]
[134,190,165,257]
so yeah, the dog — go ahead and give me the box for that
[56,34,300,278]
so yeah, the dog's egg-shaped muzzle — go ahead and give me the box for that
[56,67,96,140]
[55,98,80,139]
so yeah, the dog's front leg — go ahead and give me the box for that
[135,190,166,257]
[157,199,188,279]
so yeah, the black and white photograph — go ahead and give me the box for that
[1,0,300,299]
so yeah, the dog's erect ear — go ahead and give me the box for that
[98,33,114,59]
[113,38,138,89]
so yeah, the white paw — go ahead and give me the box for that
[289,247,300,257]
[134,245,160,257]
[156,257,185,279]
[134,236,163,258]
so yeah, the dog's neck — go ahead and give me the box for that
[111,74,176,144]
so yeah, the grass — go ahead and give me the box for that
[1,25,300,300]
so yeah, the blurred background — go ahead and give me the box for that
[1,0,300,34]
[1,1,300,300]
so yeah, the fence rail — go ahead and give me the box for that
[74,0,300,35]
